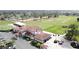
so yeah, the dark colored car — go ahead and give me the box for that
[70,41,79,49]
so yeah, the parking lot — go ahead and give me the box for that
[0,32,37,49]
[43,31,73,49]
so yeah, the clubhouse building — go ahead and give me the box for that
[12,24,51,43]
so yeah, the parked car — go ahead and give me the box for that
[70,41,79,49]
[54,40,58,43]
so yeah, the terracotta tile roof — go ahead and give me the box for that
[17,26,42,33]
[34,32,51,41]
[14,26,51,42]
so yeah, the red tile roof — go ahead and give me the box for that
[14,26,42,33]
[34,32,50,41]
[14,26,51,42]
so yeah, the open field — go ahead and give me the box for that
[24,15,79,34]
[0,15,79,34]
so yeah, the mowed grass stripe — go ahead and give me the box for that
[24,16,79,34]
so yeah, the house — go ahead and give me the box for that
[13,25,51,43]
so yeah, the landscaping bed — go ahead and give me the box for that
[0,39,15,49]
[30,40,43,48]
[22,36,32,41]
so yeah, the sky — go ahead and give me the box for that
[0,0,79,10]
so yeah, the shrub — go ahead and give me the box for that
[22,36,31,41]
[0,45,5,49]
[31,40,38,46]
[31,40,43,48]
[36,42,41,48]
[6,42,13,47]
[0,29,12,32]
[62,26,68,28]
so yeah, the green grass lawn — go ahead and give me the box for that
[24,15,79,34]
[0,15,79,34]
[0,20,14,30]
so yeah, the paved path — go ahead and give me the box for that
[15,37,37,49]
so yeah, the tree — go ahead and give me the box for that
[20,14,25,20]
[48,14,52,18]
[77,18,79,22]
[65,13,70,16]
[65,24,78,41]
